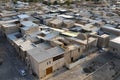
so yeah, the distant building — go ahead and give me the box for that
[1,22,19,37]
[20,21,39,35]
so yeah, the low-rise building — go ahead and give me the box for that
[63,19,75,28]
[1,22,19,37]
[20,21,39,35]
[18,14,30,21]
[27,45,65,80]
[102,24,120,36]
[109,36,120,56]
[97,34,110,48]
[48,18,63,28]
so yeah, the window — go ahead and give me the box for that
[24,51,27,57]
[53,54,64,61]
[113,48,116,51]
[78,48,80,52]
[71,57,73,62]
[47,61,51,65]
[47,62,49,65]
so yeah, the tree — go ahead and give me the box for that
[43,1,51,5]
[40,0,43,3]
[34,0,39,2]
[53,1,58,5]
[92,0,100,4]
[65,0,71,6]
[13,0,17,4]
[27,0,39,2]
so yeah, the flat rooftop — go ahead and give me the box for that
[21,21,38,30]
[27,46,64,63]
[2,23,16,28]
[7,32,21,41]
[21,21,38,27]
[17,14,30,19]
[110,36,120,44]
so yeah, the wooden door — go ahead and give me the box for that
[46,66,53,75]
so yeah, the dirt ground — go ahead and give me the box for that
[0,35,36,80]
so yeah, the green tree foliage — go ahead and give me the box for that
[92,0,100,4]
[13,0,17,4]
[42,1,51,5]
[65,0,71,6]
[53,1,58,5]
[22,0,39,2]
